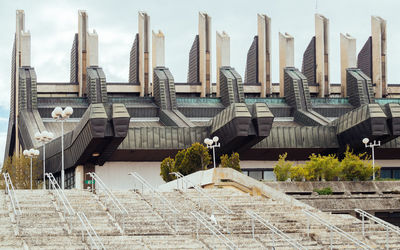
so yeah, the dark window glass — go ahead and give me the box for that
[249,171,262,180]
[380,169,392,179]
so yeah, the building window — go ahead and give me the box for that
[248,171,263,180]
[263,170,276,181]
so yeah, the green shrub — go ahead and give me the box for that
[304,154,341,181]
[340,146,380,181]
[273,153,293,181]
[314,187,333,195]
[220,152,241,171]
[160,157,176,182]
[160,142,211,182]
[290,165,305,181]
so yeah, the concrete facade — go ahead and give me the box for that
[371,16,387,98]
[216,31,230,97]
[257,14,271,97]
[152,30,165,69]
[315,14,330,97]
[340,33,356,97]
[138,12,151,96]
[279,32,294,97]
[95,161,165,189]
[198,12,212,97]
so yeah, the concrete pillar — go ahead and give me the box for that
[14,10,31,156]
[74,165,84,189]
[315,14,330,97]
[78,10,88,97]
[77,10,99,97]
[279,32,294,97]
[152,30,165,68]
[199,12,212,97]
[138,12,150,96]
[371,16,387,98]
[340,33,356,97]
[257,14,271,97]
[216,31,230,97]
[86,31,98,67]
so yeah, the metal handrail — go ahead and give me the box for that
[170,172,233,215]
[355,208,400,235]
[87,172,128,214]
[191,211,237,250]
[246,210,307,250]
[303,210,372,250]
[128,172,179,214]
[77,212,106,250]
[355,208,400,249]
[87,172,128,230]
[46,173,75,216]
[3,173,22,216]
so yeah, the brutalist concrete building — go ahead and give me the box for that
[4,10,400,189]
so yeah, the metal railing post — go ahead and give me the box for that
[362,213,365,237]
[251,217,255,239]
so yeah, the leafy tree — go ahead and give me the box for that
[273,153,293,181]
[304,154,341,181]
[340,146,380,181]
[160,157,176,182]
[290,165,305,181]
[1,153,41,189]
[220,152,241,171]
[180,143,211,175]
[160,142,211,182]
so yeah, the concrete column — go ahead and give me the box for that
[74,165,84,189]
[279,32,294,97]
[86,31,98,67]
[199,12,212,97]
[138,12,150,96]
[257,14,271,97]
[14,10,30,156]
[371,16,387,98]
[315,14,330,97]
[340,33,356,97]
[77,10,99,96]
[152,30,165,68]
[78,10,88,97]
[216,31,230,97]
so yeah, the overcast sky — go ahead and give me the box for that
[0,0,398,162]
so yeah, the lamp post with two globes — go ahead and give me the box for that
[34,131,54,190]
[23,148,40,190]
[362,138,381,181]
[204,136,220,168]
[51,106,73,189]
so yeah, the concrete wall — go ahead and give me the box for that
[95,161,165,190]
[340,33,356,97]
[279,32,294,97]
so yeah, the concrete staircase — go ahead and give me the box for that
[1,187,400,249]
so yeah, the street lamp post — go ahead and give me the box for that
[362,138,381,181]
[51,106,73,189]
[23,148,40,190]
[34,131,54,190]
[204,136,220,168]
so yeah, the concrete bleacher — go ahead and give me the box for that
[2,169,400,249]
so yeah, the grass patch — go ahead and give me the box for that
[313,187,333,195]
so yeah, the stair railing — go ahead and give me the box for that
[191,211,237,250]
[3,173,22,222]
[303,210,372,250]
[87,172,128,231]
[129,172,179,230]
[170,172,233,215]
[355,208,400,249]
[77,212,106,250]
[246,210,307,250]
